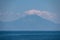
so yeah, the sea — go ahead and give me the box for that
[0,31,60,40]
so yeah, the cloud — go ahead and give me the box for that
[0,11,26,22]
[0,9,60,24]
[24,9,41,15]
[24,9,60,24]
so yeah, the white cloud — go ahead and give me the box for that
[0,11,26,22]
[0,9,60,24]
[24,9,41,15]
[24,9,60,24]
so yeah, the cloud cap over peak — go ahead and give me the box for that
[24,9,60,24]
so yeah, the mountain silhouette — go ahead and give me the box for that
[0,15,59,30]
[10,15,57,27]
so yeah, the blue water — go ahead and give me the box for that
[0,31,60,40]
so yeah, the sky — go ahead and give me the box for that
[0,0,60,31]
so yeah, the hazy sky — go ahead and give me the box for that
[0,0,60,31]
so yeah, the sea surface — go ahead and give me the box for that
[0,31,60,40]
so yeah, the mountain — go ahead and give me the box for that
[10,15,57,27]
[0,15,59,30]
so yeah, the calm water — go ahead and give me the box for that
[0,31,60,40]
